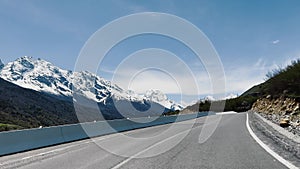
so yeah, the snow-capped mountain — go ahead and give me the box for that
[202,95,216,101]
[144,89,183,110]
[1,56,73,97]
[0,56,182,112]
[200,93,238,102]
[224,93,238,100]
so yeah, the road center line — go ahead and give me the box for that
[110,120,202,169]
[1,116,204,168]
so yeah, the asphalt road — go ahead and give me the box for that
[0,113,287,169]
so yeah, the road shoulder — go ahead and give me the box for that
[248,111,300,167]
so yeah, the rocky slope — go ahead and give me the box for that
[251,95,300,136]
[183,59,300,137]
[246,59,300,135]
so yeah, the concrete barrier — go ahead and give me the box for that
[0,112,208,156]
[60,123,88,142]
[0,126,64,156]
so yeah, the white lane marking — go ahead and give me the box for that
[2,117,204,167]
[1,134,117,166]
[246,113,298,169]
[111,124,200,169]
[21,144,76,160]
[2,118,197,167]
[111,115,230,169]
[2,120,186,166]
[216,111,237,115]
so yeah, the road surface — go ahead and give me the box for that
[0,113,288,169]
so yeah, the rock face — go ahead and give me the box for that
[251,96,300,135]
[279,118,290,128]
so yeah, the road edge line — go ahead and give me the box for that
[246,113,298,169]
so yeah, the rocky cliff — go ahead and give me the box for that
[251,95,300,135]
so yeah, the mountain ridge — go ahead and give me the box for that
[0,56,184,131]
[0,56,182,111]
[183,59,300,114]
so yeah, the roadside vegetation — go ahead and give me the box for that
[244,59,300,99]
[0,123,23,131]
[1,59,299,131]
[183,59,300,113]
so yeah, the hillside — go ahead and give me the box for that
[243,59,300,98]
[0,56,186,132]
[0,76,133,131]
[0,56,182,112]
[0,78,78,131]
[184,59,300,114]
[0,77,179,132]
[249,59,300,134]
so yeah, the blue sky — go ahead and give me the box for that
[1,0,300,105]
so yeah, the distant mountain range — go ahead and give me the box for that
[0,56,182,110]
[200,94,238,102]
[0,56,183,130]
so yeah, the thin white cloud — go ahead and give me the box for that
[98,66,115,75]
[225,70,264,95]
[224,58,282,95]
[254,58,265,67]
[101,56,282,100]
[272,40,280,44]
[112,0,149,13]
[111,67,204,95]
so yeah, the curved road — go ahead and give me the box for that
[0,113,288,169]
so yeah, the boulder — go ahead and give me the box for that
[279,118,290,127]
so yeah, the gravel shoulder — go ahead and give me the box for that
[248,111,300,167]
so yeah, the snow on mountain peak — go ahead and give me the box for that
[201,93,238,102]
[203,95,216,101]
[0,56,72,97]
[144,89,167,102]
[144,89,183,111]
[0,56,183,111]
[224,93,238,100]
